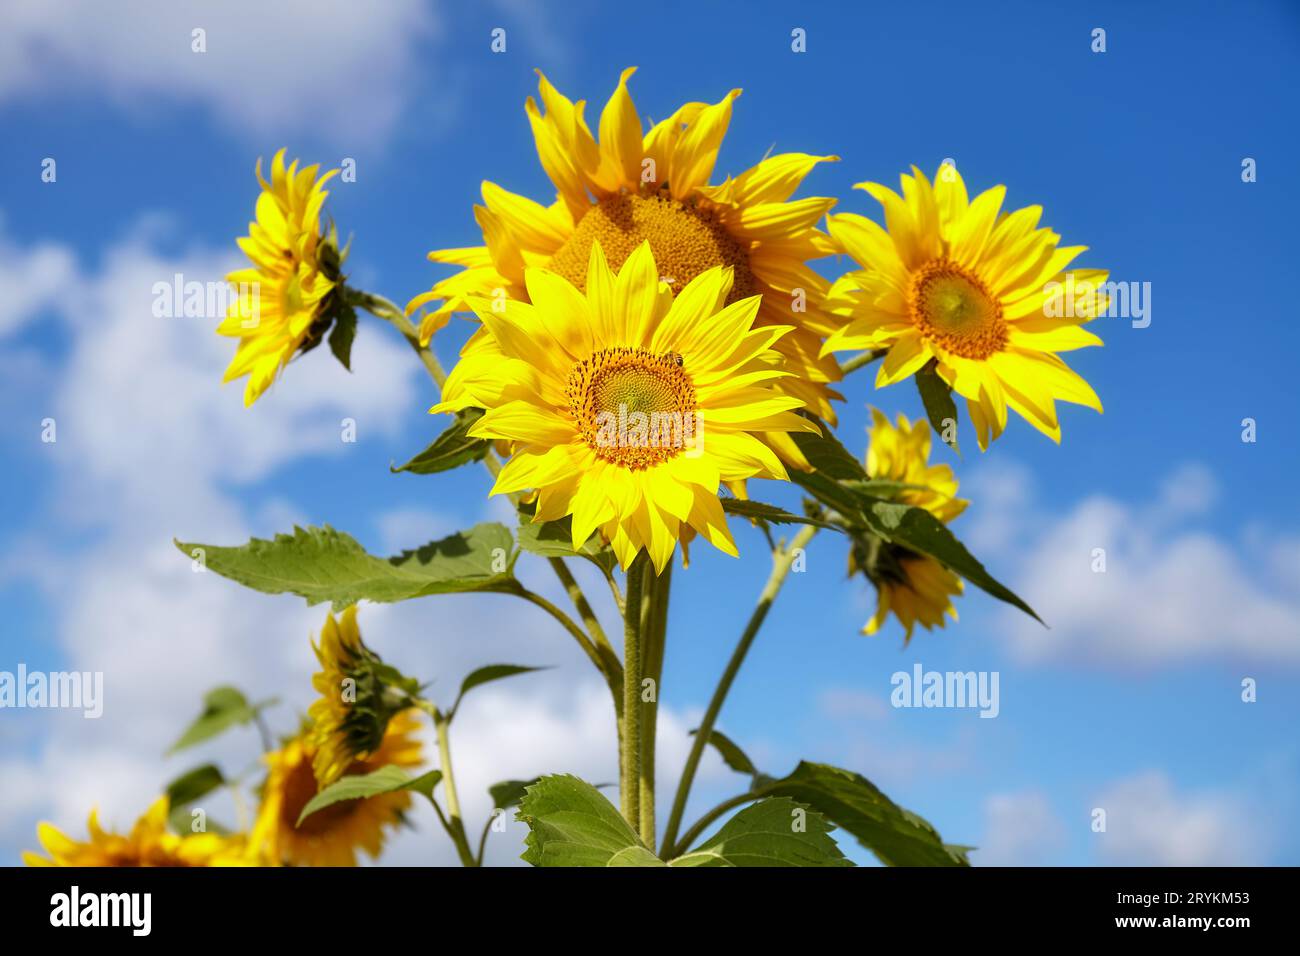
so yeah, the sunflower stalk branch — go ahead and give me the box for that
[659,523,818,854]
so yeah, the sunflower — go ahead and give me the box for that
[24,797,248,867]
[824,164,1105,449]
[218,149,340,406]
[309,605,417,787]
[248,710,424,867]
[855,410,968,641]
[409,67,843,460]
[433,242,818,572]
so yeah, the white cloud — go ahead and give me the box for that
[976,790,1066,866]
[966,461,1300,668]
[0,0,438,143]
[1092,771,1265,866]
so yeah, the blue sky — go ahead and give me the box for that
[1,0,1298,866]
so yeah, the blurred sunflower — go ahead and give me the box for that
[218,149,341,406]
[24,796,247,867]
[824,164,1105,449]
[249,711,424,867]
[309,605,418,787]
[854,410,968,641]
[409,67,842,462]
[433,242,818,572]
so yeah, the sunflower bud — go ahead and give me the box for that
[308,606,419,786]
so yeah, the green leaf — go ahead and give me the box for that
[328,301,358,371]
[762,762,970,867]
[719,498,841,532]
[164,764,225,807]
[671,797,852,867]
[915,359,960,454]
[298,767,443,826]
[488,778,540,810]
[453,664,546,714]
[392,409,489,475]
[167,805,231,837]
[168,686,273,754]
[790,425,868,480]
[860,500,1041,623]
[690,727,758,776]
[517,775,663,867]
[175,522,520,610]
[515,514,616,573]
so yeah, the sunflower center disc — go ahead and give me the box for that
[911,261,1008,359]
[568,347,698,470]
[549,191,757,302]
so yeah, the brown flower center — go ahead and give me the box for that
[568,347,699,470]
[549,191,756,301]
[910,260,1007,359]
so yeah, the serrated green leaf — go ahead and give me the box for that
[297,767,443,826]
[861,500,1041,622]
[168,686,273,754]
[719,498,842,532]
[762,762,969,867]
[175,523,520,610]
[164,764,225,807]
[488,778,540,810]
[671,797,852,867]
[914,360,960,454]
[392,409,489,475]
[690,727,758,776]
[517,774,663,867]
[452,664,546,714]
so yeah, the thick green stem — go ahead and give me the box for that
[620,554,648,827]
[639,560,671,851]
[434,713,476,867]
[660,524,818,854]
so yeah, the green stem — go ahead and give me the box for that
[620,554,648,828]
[345,288,449,388]
[670,787,774,858]
[659,524,818,854]
[434,712,476,867]
[548,557,623,711]
[839,348,889,376]
[514,586,609,685]
[639,560,671,852]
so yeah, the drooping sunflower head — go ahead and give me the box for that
[218,149,341,406]
[24,797,248,867]
[308,605,418,787]
[408,67,844,445]
[824,164,1106,449]
[249,711,424,867]
[434,240,819,572]
[852,412,967,643]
